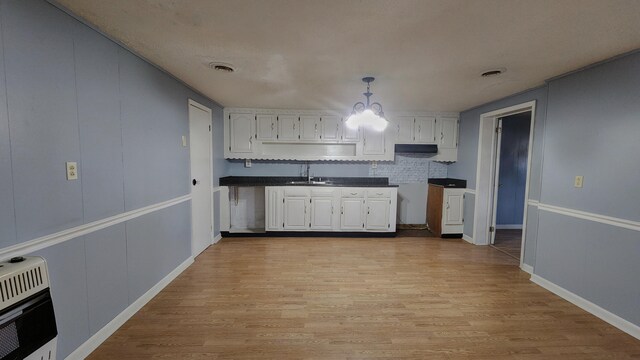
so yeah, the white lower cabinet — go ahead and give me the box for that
[266,186,396,233]
[442,188,464,234]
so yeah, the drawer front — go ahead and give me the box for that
[284,187,310,197]
[366,188,391,198]
[311,188,336,197]
[341,188,364,197]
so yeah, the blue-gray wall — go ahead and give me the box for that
[451,50,640,329]
[0,0,223,358]
[496,113,530,226]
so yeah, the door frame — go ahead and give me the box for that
[472,101,536,268]
[188,99,214,257]
[489,118,503,245]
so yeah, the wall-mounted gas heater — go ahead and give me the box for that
[0,256,57,360]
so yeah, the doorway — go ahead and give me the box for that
[189,99,213,257]
[473,101,536,269]
[490,112,532,260]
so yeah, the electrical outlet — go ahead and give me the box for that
[574,175,583,188]
[371,161,377,169]
[66,162,78,180]
[181,135,187,147]
[245,159,252,168]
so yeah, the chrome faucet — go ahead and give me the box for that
[306,162,313,183]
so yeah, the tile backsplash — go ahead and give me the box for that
[370,155,447,184]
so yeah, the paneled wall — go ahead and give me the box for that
[450,50,640,331]
[0,0,223,358]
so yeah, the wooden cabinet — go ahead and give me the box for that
[427,184,464,237]
[229,113,254,153]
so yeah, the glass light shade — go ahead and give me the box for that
[345,109,388,132]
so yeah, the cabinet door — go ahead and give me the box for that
[265,187,283,231]
[363,127,385,155]
[366,198,390,230]
[342,118,360,142]
[300,115,320,141]
[340,198,365,230]
[394,116,414,143]
[321,115,340,142]
[284,197,308,230]
[415,116,436,143]
[256,114,276,140]
[278,114,299,141]
[443,189,464,226]
[439,117,458,149]
[229,113,254,153]
[310,197,334,229]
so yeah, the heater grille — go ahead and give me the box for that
[0,258,49,311]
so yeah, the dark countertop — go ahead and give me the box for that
[427,178,467,188]
[219,176,398,187]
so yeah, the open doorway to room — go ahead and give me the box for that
[490,112,532,260]
[473,100,535,271]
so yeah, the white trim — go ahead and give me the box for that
[212,186,223,193]
[0,195,191,261]
[213,233,222,244]
[538,203,640,232]
[464,188,476,195]
[531,274,640,341]
[527,199,540,207]
[520,263,533,274]
[66,256,194,360]
[462,234,474,244]
[495,224,523,230]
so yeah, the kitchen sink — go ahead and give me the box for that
[286,180,333,185]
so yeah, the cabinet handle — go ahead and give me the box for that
[397,124,400,132]
[367,207,370,214]
[350,192,357,195]
[331,206,334,214]
[446,202,450,209]
[293,123,296,130]
[418,125,421,133]
[341,206,344,215]
[441,132,444,141]
[271,123,274,130]
[376,192,383,195]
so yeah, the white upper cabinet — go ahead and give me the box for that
[394,116,414,143]
[256,114,277,140]
[300,115,321,141]
[278,114,299,141]
[342,118,360,142]
[439,117,458,149]
[363,127,386,155]
[229,113,254,153]
[321,115,341,142]
[415,116,437,143]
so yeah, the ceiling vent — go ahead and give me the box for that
[208,62,235,73]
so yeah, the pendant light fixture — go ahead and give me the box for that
[345,77,388,132]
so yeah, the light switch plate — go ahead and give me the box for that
[66,162,78,180]
[245,159,251,168]
[181,135,187,147]
[574,175,583,188]
[371,161,378,169]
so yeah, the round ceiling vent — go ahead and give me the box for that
[481,68,506,77]
[208,62,235,73]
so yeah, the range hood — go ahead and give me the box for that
[394,144,438,154]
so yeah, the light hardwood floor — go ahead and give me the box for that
[492,229,523,260]
[88,237,640,359]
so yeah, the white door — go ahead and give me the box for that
[394,116,414,143]
[256,114,276,140]
[363,128,385,155]
[340,198,365,230]
[189,100,213,257]
[311,198,333,229]
[415,116,437,143]
[439,117,458,149]
[443,189,465,226]
[366,198,390,230]
[300,115,320,141]
[284,197,308,230]
[229,113,254,152]
[278,114,299,141]
[321,116,341,141]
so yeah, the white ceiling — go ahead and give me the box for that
[55,0,640,113]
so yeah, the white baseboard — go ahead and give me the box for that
[530,274,640,341]
[520,263,533,274]
[495,224,523,230]
[66,256,194,360]
[213,233,222,244]
[462,234,474,244]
